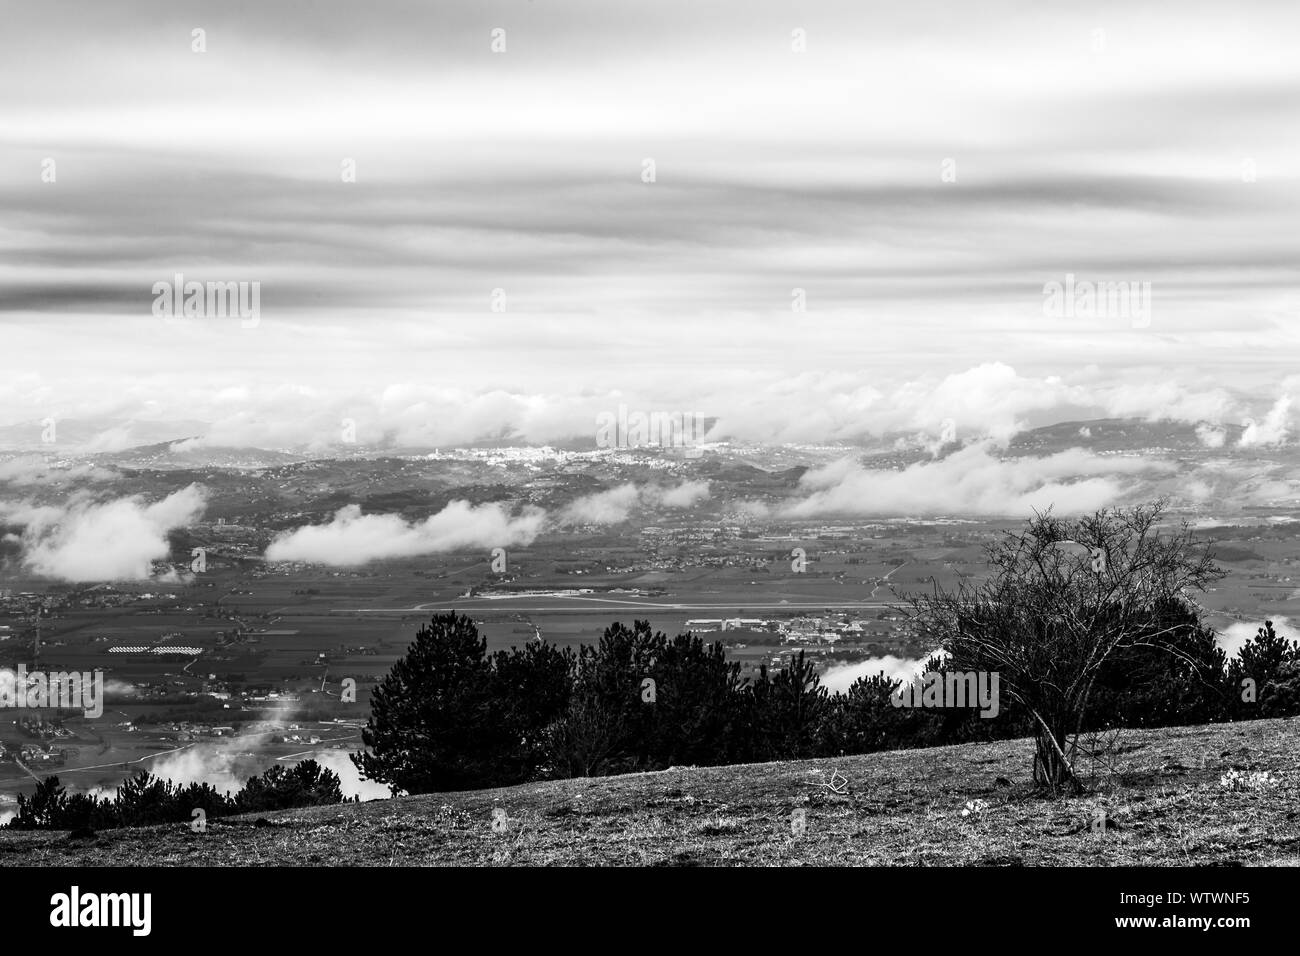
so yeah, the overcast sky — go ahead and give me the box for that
[2,0,1299,449]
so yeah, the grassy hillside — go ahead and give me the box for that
[2,717,1297,866]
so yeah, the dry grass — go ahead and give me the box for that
[3,717,1298,866]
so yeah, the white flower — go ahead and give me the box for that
[1219,769,1277,791]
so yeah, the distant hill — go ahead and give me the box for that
[1008,418,1234,454]
[92,440,308,470]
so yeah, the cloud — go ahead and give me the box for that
[821,655,926,695]
[265,500,546,565]
[1238,395,1291,447]
[1195,423,1227,448]
[897,363,1078,445]
[731,499,774,520]
[1218,616,1294,663]
[0,485,206,581]
[645,480,712,508]
[0,364,1272,456]
[1165,457,1300,510]
[558,480,712,525]
[558,484,641,526]
[1099,382,1237,425]
[143,712,391,800]
[312,749,393,801]
[780,442,1172,517]
[0,731,390,821]
[4,1,1300,451]
[80,425,142,454]
[0,456,117,485]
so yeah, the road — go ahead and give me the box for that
[871,560,910,599]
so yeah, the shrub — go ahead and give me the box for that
[6,762,344,831]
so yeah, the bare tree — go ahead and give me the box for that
[903,500,1221,795]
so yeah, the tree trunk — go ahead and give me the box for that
[1032,718,1082,795]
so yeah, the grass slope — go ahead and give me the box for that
[2,717,1298,866]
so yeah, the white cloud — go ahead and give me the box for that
[558,480,713,525]
[1218,616,1294,663]
[265,500,546,565]
[80,425,141,454]
[821,655,926,695]
[1,363,1271,456]
[143,710,392,800]
[1238,395,1291,447]
[1,485,206,581]
[1195,423,1227,448]
[1100,382,1237,425]
[558,484,641,526]
[0,457,116,485]
[646,480,711,509]
[780,441,1172,517]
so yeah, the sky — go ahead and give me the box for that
[2,0,1299,450]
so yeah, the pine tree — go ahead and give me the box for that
[352,612,502,793]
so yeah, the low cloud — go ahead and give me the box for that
[1169,459,1300,509]
[0,485,206,581]
[5,364,1271,457]
[558,484,641,526]
[1218,616,1294,663]
[821,654,926,695]
[265,500,546,565]
[312,749,393,801]
[0,457,117,486]
[143,713,391,801]
[1195,423,1227,448]
[1099,382,1237,426]
[645,480,711,509]
[80,426,143,454]
[1238,395,1291,447]
[780,442,1170,518]
[559,480,711,525]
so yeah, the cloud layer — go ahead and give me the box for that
[821,654,927,696]
[776,442,1173,518]
[267,480,713,565]
[5,364,1293,457]
[559,481,711,525]
[3,3,1300,446]
[265,500,547,565]
[0,485,206,581]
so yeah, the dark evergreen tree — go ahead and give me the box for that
[234,760,343,813]
[11,775,68,829]
[352,612,503,793]
[743,650,828,761]
[1228,619,1300,712]
[490,639,575,780]
[543,620,659,776]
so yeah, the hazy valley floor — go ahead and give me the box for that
[2,717,1298,866]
